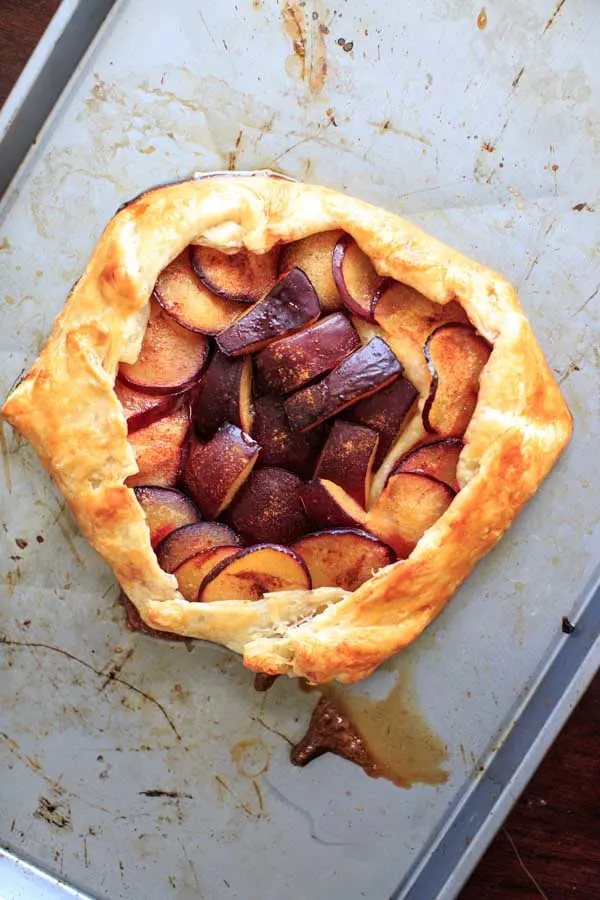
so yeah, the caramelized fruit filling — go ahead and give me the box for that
[118,234,491,603]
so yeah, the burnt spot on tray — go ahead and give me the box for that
[291,695,373,769]
[254,672,279,692]
[35,796,72,830]
[120,591,189,642]
[139,789,193,799]
[561,616,575,634]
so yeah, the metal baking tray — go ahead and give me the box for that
[1,1,598,898]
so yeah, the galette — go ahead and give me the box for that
[2,172,572,684]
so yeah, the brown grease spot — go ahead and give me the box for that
[482,141,495,153]
[294,661,448,788]
[230,739,270,778]
[282,1,328,94]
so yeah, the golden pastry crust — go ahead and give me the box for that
[2,173,572,684]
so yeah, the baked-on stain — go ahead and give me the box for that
[543,0,567,34]
[293,665,448,788]
[121,591,188,641]
[512,66,526,89]
[0,418,13,494]
[370,120,431,146]
[254,672,279,691]
[35,796,71,830]
[139,789,192,798]
[282,0,328,95]
[477,8,488,29]
[230,738,271,777]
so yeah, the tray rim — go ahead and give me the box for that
[0,2,598,898]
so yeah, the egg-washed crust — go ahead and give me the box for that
[2,173,572,684]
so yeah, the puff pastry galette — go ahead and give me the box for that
[2,173,572,684]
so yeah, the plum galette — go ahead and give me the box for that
[2,173,572,684]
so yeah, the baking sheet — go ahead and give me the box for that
[1,1,599,898]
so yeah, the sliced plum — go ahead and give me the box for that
[291,528,395,591]
[367,471,455,557]
[132,486,200,548]
[154,250,243,335]
[391,438,464,491]
[118,298,208,394]
[125,406,190,488]
[422,323,491,437]
[255,312,360,394]
[173,546,241,601]
[190,245,279,303]
[198,544,311,602]
[347,375,418,469]
[314,420,379,508]
[332,234,387,320]
[155,521,241,573]
[216,268,320,356]
[300,478,366,531]
[284,336,402,432]
[227,467,309,545]
[193,350,253,436]
[114,381,182,434]
[251,393,325,478]
[181,425,260,520]
[279,230,344,311]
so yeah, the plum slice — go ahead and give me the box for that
[193,351,253,436]
[132,486,200,548]
[332,234,387,320]
[314,420,379,508]
[300,479,366,531]
[255,312,360,394]
[367,471,455,557]
[198,544,311,602]
[279,230,344,311]
[216,268,320,356]
[227,467,309,545]
[372,281,469,344]
[114,381,182,434]
[190,245,279,303]
[118,298,208,394]
[154,250,243,335]
[422,323,491,437]
[347,374,418,469]
[125,406,190,488]
[173,546,241,602]
[291,528,395,591]
[251,394,325,478]
[155,521,241,573]
[391,438,464,491]
[181,425,260,520]
[284,336,402,432]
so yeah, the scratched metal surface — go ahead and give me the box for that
[0,0,599,898]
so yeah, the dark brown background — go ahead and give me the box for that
[1,1,598,897]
